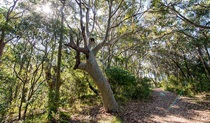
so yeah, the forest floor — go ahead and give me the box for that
[68,88,210,123]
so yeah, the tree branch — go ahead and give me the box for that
[74,39,81,69]
[90,1,96,34]
[86,0,90,38]
[14,62,24,83]
[78,0,88,48]
[111,10,148,29]
[92,0,113,55]
[109,31,133,46]
[6,0,18,22]
[111,0,124,18]
[171,6,210,29]
[64,33,87,54]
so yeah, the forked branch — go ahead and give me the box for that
[64,32,89,69]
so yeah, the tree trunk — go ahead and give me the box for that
[19,82,27,120]
[48,86,56,119]
[0,40,4,60]
[171,59,186,78]
[0,24,6,62]
[80,52,118,112]
[23,103,29,121]
[204,45,210,64]
[197,47,210,80]
[18,104,22,120]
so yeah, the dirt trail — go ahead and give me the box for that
[70,88,210,123]
[120,88,210,123]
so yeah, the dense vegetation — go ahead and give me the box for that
[0,0,209,122]
[106,67,151,100]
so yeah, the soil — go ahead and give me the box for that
[70,88,210,123]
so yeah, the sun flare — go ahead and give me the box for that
[36,3,52,15]
[42,4,51,14]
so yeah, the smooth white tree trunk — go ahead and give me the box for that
[79,51,118,112]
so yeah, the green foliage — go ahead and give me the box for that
[105,67,151,101]
[133,77,152,99]
[106,67,136,86]
[161,76,185,95]
[24,113,48,123]
[0,69,16,122]
[161,75,210,97]
[194,74,210,93]
[47,87,57,120]
[111,116,123,123]
[0,0,209,122]
[58,70,98,112]
[96,115,123,123]
[151,0,161,8]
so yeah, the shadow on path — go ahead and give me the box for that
[118,88,210,123]
[68,88,210,123]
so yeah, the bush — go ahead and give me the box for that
[161,75,210,96]
[134,78,151,99]
[105,67,151,101]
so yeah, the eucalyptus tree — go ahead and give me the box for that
[157,0,210,80]
[0,1,66,120]
[64,0,118,112]
[25,0,68,118]
[64,0,150,112]
[12,40,46,120]
[0,0,21,62]
[144,0,210,92]
[10,10,52,120]
[53,0,66,115]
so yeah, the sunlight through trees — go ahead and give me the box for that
[0,0,209,122]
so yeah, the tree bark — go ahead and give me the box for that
[23,103,29,120]
[197,47,210,80]
[0,38,5,60]
[204,45,210,64]
[18,83,26,120]
[171,59,186,78]
[80,52,118,112]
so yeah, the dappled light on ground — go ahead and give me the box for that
[69,88,210,123]
[119,88,210,123]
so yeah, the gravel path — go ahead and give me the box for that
[120,88,210,123]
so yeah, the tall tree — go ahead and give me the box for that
[0,0,20,61]
[65,0,119,112]
[142,0,210,91]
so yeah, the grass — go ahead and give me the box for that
[98,116,123,123]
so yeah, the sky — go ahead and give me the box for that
[0,0,52,14]
[0,0,13,7]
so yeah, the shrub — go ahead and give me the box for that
[134,77,151,99]
[105,67,151,100]
[160,75,210,96]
